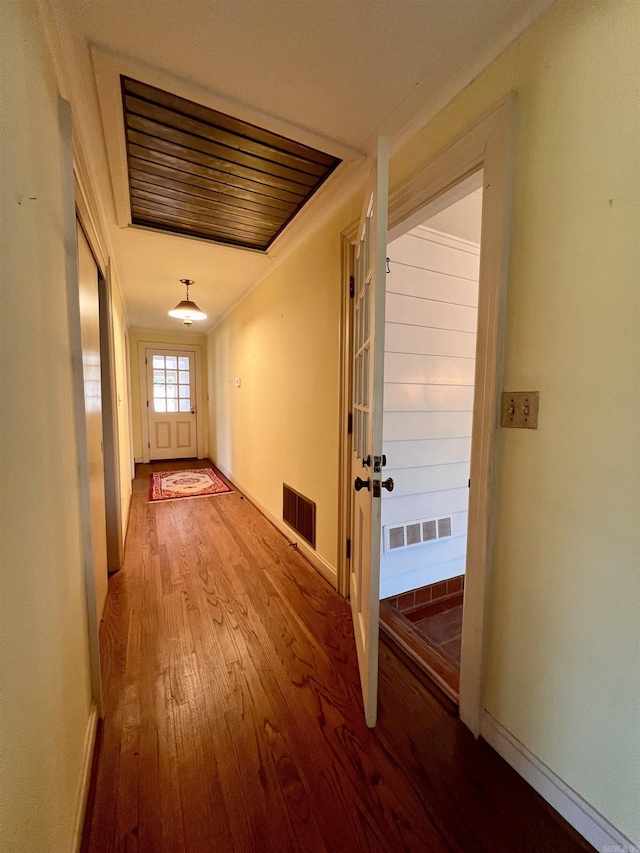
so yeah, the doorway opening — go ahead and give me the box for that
[378,177,483,703]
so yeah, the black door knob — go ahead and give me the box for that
[354,477,371,492]
[381,478,394,492]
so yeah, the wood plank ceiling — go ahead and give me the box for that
[121,76,341,251]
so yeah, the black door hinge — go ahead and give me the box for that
[148,441,150,449]
[347,413,353,434]
[349,275,355,298]
[346,538,351,560]
[145,357,147,365]
[146,400,149,407]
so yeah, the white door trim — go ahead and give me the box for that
[338,93,515,737]
[138,342,205,463]
[60,97,103,715]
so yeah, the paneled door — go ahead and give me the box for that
[146,349,197,459]
[350,138,389,727]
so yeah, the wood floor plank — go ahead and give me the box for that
[83,461,595,853]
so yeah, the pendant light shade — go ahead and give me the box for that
[168,279,207,326]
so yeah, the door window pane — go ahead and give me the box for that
[166,385,178,398]
[165,356,177,369]
[167,399,178,412]
[154,385,165,398]
[154,399,167,413]
[165,370,177,384]
[179,399,191,412]
[178,357,189,370]
[152,355,164,368]
[179,371,190,384]
[179,385,190,398]
[153,370,165,384]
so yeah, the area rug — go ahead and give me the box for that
[149,468,233,502]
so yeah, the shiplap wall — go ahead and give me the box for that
[380,224,480,599]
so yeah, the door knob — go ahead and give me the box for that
[381,478,394,492]
[354,477,371,492]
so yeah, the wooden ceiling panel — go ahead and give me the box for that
[122,76,341,249]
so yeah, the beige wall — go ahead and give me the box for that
[129,329,208,461]
[209,0,639,842]
[394,0,639,841]
[0,1,95,850]
[209,200,359,569]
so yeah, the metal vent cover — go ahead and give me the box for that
[389,526,406,550]
[283,484,316,548]
[383,515,453,552]
[438,517,452,538]
[422,520,437,542]
[406,523,421,546]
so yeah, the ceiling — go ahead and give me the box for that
[50,0,554,331]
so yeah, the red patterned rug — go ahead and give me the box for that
[149,468,233,502]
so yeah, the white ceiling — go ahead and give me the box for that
[425,189,484,244]
[50,0,553,331]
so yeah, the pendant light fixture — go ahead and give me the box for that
[168,279,207,327]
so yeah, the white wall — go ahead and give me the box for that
[0,1,95,849]
[208,200,359,577]
[381,223,480,598]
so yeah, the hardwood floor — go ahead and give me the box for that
[82,460,593,852]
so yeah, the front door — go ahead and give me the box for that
[146,348,197,459]
[349,138,389,727]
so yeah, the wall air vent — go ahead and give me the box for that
[422,520,437,542]
[384,515,452,553]
[283,484,316,549]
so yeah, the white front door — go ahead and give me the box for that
[146,348,197,459]
[350,138,389,727]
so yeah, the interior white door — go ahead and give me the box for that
[146,348,197,459]
[350,138,389,727]
[76,222,109,621]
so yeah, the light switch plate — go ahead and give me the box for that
[501,391,539,429]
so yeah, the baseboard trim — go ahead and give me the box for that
[481,711,638,853]
[211,460,338,589]
[70,702,98,853]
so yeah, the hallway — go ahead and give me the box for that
[82,461,592,853]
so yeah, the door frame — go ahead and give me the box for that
[61,97,104,713]
[97,260,124,574]
[138,341,205,463]
[337,94,515,735]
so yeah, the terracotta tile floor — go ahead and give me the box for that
[404,593,464,665]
